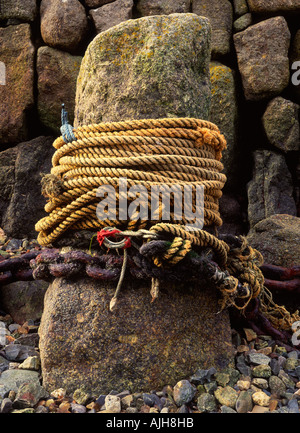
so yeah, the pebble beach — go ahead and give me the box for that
[0,314,299,414]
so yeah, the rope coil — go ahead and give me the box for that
[36,117,227,254]
[33,114,300,329]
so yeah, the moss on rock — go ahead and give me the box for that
[75,13,212,125]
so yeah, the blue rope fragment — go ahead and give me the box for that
[60,103,76,143]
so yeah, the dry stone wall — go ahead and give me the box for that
[0,0,299,239]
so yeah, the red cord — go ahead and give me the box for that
[96,228,131,249]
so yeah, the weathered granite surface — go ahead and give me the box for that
[234,17,290,101]
[0,24,35,144]
[247,214,300,268]
[75,13,212,125]
[39,277,235,394]
[247,150,296,228]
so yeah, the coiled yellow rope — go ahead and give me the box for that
[36,117,229,263]
[35,116,300,329]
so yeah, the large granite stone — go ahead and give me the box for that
[136,0,191,16]
[247,214,300,268]
[39,277,234,394]
[90,0,133,34]
[234,17,290,101]
[0,137,55,238]
[40,0,88,53]
[0,24,35,144]
[85,0,115,7]
[0,0,37,21]
[262,97,300,153]
[40,13,234,395]
[37,46,82,133]
[247,150,296,228]
[75,13,212,125]
[0,280,48,324]
[192,0,233,58]
[247,0,300,13]
[290,30,300,104]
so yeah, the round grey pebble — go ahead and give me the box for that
[287,399,300,414]
[71,403,86,413]
[173,380,196,406]
[142,393,162,410]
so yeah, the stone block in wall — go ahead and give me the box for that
[0,24,34,144]
[291,30,300,104]
[0,136,55,239]
[247,214,300,268]
[234,17,290,101]
[209,62,239,189]
[192,0,233,58]
[247,150,296,228]
[40,0,88,53]
[84,0,115,7]
[90,0,133,34]
[0,280,48,324]
[0,0,37,22]
[75,13,212,125]
[233,13,252,33]
[291,30,300,62]
[37,46,82,133]
[262,97,300,153]
[136,0,191,16]
[0,146,17,220]
[247,0,300,13]
[233,0,249,16]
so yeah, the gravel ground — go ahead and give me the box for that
[0,232,299,414]
[0,313,299,414]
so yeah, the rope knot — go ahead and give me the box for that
[153,236,192,267]
[60,103,76,143]
[40,173,65,198]
[97,227,131,250]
